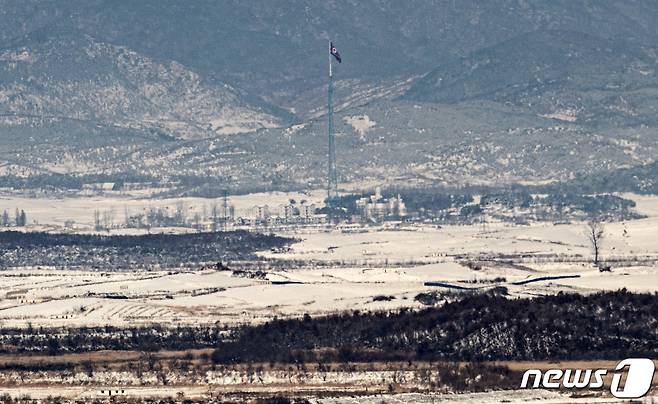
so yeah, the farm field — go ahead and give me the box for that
[0,384,633,403]
[0,189,326,233]
[269,193,658,263]
[0,259,656,328]
[0,194,656,403]
[0,356,652,402]
[0,196,655,327]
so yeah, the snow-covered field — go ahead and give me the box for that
[0,193,656,403]
[266,192,658,265]
[0,193,656,327]
[319,390,647,403]
[0,189,326,232]
[0,233,655,327]
[0,385,650,403]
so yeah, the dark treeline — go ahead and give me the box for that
[334,186,640,222]
[387,159,658,200]
[0,362,74,372]
[0,173,159,190]
[211,290,658,364]
[0,324,227,354]
[3,290,655,365]
[478,192,640,220]
[533,159,658,195]
[0,159,656,196]
[0,231,292,269]
[0,173,293,197]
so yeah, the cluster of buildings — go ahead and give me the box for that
[354,188,407,223]
[236,189,408,227]
[236,201,327,226]
[116,188,408,232]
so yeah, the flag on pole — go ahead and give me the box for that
[330,42,342,63]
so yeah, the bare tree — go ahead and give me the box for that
[175,202,186,225]
[93,210,102,231]
[103,209,115,230]
[193,212,202,232]
[211,203,219,232]
[585,221,605,266]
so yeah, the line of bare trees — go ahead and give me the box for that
[93,202,233,232]
[1,209,27,227]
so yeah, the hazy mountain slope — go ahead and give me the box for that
[57,0,658,128]
[405,30,658,127]
[1,1,658,193]
[0,27,286,140]
[65,1,658,89]
[4,1,658,103]
[60,100,652,193]
[0,116,165,177]
[3,97,658,193]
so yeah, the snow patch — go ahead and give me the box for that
[284,123,307,136]
[540,110,578,122]
[343,115,376,136]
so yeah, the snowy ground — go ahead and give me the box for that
[0,386,650,403]
[318,390,651,403]
[0,193,656,327]
[0,189,326,232]
[0,357,652,402]
[0,234,656,327]
[0,193,657,402]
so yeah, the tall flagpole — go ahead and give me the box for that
[327,41,338,204]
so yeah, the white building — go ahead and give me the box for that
[357,190,407,222]
[278,204,296,219]
[253,205,270,221]
[298,203,316,218]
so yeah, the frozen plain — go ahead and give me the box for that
[0,192,656,328]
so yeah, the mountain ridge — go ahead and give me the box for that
[1,1,658,193]
[0,25,288,140]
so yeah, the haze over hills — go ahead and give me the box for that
[0,27,286,140]
[1,1,658,193]
[405,29,658,127]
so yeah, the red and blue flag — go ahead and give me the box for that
[330,42,342,63]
